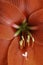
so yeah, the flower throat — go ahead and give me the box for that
[14,20,35,49]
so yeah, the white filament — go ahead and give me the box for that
[32,37,35,42]
[27,35,30,43]
[22,36,24,41]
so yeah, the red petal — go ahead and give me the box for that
[33,39,43,65]
[8,36,35,65]
[29,9,43,64]
[0,0,25,14]
[0,24,14,65]
[29,9,43,25]
[26,0,43,15]
[32,25,43,45]
[0,24,14,40]
[28,9,43,45]
[9,0,25,14]
[0,1,26,26]
[8,37,23,65]
[13,0,25,13]
[0,38,10,65]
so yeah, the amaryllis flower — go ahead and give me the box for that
[0,0,43,65]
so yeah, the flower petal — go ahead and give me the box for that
[32,25,43,45]
[33,39,43,65]
[0,24,14,65]
[26,0,43,15]
[12,0,25,14]
[33,35,43,65]
[28,9,43,45]
[29,9,43,25]
[0,37,10,65]
[0,0,25,14]
[8,36,35,65]
[0,24,14,40]
[8,36,23,65]
[0,1,26,26]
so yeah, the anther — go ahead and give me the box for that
[19,40,23,47]
[19,36,24,49]
[28,32,35,42]
[27,32,35,47]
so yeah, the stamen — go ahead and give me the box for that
[32,37,35,47]
[28,32,34,42]
[27,35,30,46]
[32,37,35,42]
[19,36,25,49]
[22,36,24,41]
[27,31,35,47]
[19,40,23,47]
[12,20,35,49]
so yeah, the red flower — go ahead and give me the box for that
[0,0,43,65]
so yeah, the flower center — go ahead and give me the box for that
[13,20,38,49]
